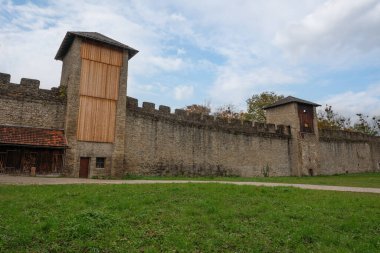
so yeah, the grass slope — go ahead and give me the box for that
[1,184,379,252]
[124,172,380,188]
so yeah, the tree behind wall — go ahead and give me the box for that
[245,92,284,122]
[353,114,380,136]
[184,103,211,115]
[317,105,351,130]
[213,104,243,120]
[318,105,380,136]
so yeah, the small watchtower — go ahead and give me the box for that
[264,96,321,176]
[55,32,138,178]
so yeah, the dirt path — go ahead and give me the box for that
[0,175,379,194]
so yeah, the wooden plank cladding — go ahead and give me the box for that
[81,41,123,66]
[77,41,123,143]
[80,59,120,100]
[77,96,116,143]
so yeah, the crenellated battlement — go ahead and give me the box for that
[0,73,11,84]
[319,129,380,143]
[0,72,65,103]
[126,96,291,138]
[1,31,379,178]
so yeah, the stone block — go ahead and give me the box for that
[175,109,187,119]
[202,115,215,124]
[255,122,267,132]
[142,102,155,112]
[267,124,276,133]
[216,117,228,126]
[242,120,253,128]
[0,73,10,84]
[159,105,171,114]
[276,124,285,134]
[188,112,201,121]
[127,96,138,109]
[20,78,40,90]
[230,118,241,127]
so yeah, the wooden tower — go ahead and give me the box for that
[55,32,138,178]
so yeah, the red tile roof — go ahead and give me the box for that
[0,125,67,148]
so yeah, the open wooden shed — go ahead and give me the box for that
[0,125,68,175]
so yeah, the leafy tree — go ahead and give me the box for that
[184,103,211,115]
[353,114,380,136]
[213,104,244,120]
[318,105,380,136]
[317,105,351,130]
[245,92,284,122]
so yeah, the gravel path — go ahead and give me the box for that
[0,175,379,194]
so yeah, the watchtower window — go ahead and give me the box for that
[298,104,314,133]
[96,157,105,168]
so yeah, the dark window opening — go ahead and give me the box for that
[96,157,105,168]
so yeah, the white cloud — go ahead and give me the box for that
[208,65,305,108]
[322,84,380,117]
[0,0,189,87]
[174,85,194,101]
[275,0,380,65]
[145,56,185,72]
[0,0,379,117]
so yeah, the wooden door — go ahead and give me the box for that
[79,157,90,178]
[298,104,314,133]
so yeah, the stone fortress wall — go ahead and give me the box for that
[319,129,380,175]
[0,73,66,130]
[125,97,292,177]
[124,97,380,177]
[0,71,379,177]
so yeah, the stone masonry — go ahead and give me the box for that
[0,73,65,130]
[265,102,321,176]
[125,97,292,177]
[0,31,379,178]
[57,33,130,178]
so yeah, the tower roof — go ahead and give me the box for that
[263,96,321,110]
[55,31,139,60]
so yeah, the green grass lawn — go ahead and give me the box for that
[0,184,379,252]
[124,172,380,188]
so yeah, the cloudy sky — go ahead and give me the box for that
[1,0,380,117]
